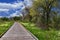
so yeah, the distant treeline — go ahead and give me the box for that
[0,16,22,21]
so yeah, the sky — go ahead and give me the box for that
[0,0,32,18]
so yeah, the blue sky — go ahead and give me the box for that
[0,0,17,3]
[0,0,32,18]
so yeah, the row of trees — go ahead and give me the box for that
[23,0,60,30]
[0,16,21,21]
[1,0,59,30]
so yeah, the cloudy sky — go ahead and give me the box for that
[0,0,32,18]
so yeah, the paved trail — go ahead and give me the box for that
[0,22,36,40]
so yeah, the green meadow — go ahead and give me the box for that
[0,21,14,37]
[21,22,60,40]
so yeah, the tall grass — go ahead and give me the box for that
[21,22,60,40]
[0,21,14,37]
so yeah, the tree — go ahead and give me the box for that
[22,2,32,22]
[13,16,20,21]
[1,17,9,21]
[30,0,58,30]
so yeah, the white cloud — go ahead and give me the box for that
[9,11,20,17]
[0,2,25,17]
[0,0,33,17]
[0,16,3,18]
[0,2,24,9]
[0,9,9,11]
[24,0,33,7]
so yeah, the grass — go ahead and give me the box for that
[21,22,60,40]
[0,21,14,37]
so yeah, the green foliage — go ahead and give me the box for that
[0,17,10,21]
[12,16,21,21]
[21,22,60,40]
[29,0,58,29]
[0,21,14,37]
